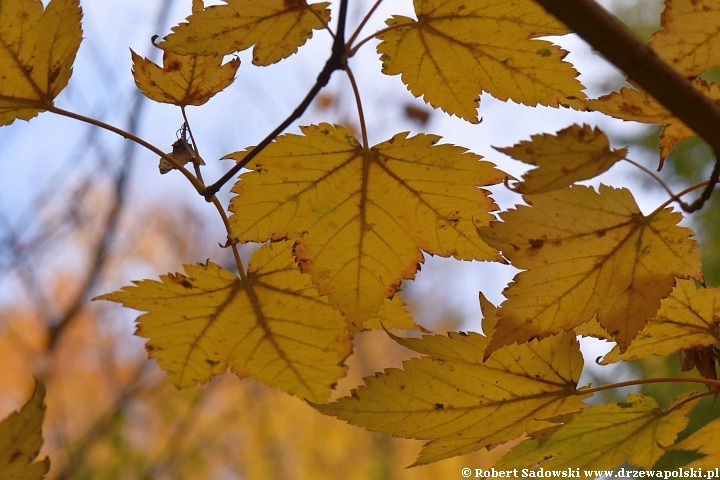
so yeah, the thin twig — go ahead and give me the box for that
[622,157,677,199]
[348,22,415,57]
[344,64,369,149]
[49,106,206,195]
[533,0,720,212]
[203,0,350,199]
[181,106,205,184]
[347,0,384,47]
[664,391,716,415]
[578,376,720,396]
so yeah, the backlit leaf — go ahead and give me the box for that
[672,416,720,468]
[585,80,720,165]
[130,49,239,106]
[98,241,352,402]
[316,302,586,466]
[495,124,627,194]
[376,0,586,123]
[649,0,720,77]
[0,381,49,480]
[601,279,720,364]
[479,185,702,354]
[0,0,82,126]
[227,124,504,332]
[361,295,427,333]
[497,394,696,470]
[160,0,330,66]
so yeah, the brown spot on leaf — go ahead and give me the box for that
[529,238,545,250]
[435,403,444,410]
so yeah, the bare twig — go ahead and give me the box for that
[203,0,350,199]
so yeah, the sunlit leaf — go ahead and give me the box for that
[376,0,585,123]
[601,279,720,364]
[0,381,49,480]
[497,394,696,470]
[672,416,720,468]
[479,185,702,354]
[160,0,330,66]
[361,295,427,333]
[649,0,720,77]
[98,241,353,402]
[0,0,82,126]
[130,50,239,106]
[316,297,586,466]
[585,80,720,165]
[495,124,627,194]
[228,124,504,332]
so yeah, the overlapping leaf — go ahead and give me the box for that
[131,50,239,106]
[376,0,586,123]
[0,381,49,480]
[98,241,355,402]
[602,280,720,364]
[316,298,587,466]
[672,416,720,468]
[0,0,82,126]
[479,185,703,354]
[228,124,504,332]
[495,124,627,194]
[160,0,330,66]
[585,80,720,165]
[649,0,720,78]
[497,394,696,470]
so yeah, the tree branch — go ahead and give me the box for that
[203,0,350,199]
[534,0,720,212]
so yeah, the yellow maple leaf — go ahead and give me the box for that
[497,393,696,470]
[495,124,627,194]
[479,185,702,355]
[159,0,330,66]
[0,381,49,480]
[130,50,239,106]
[649,0,720,78]
[672,416,720,468]
[376,0,586,123]
[98,241,353,402]
[601,280,720,364]
[316,298,586,466]
[360,295,427,333]
[585,80,720,165]
[0,0,82,127]
[227,123,504,332]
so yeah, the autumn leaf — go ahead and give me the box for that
[479,185,702,354]
[98,241,354,402]
[649,0,720,78]
[361,295,427,333]
[0,381,49,480]
[585,80,720,165]
[601,280,720,364]
[0,0,82,126]
[497,394,696,470]
[159,0,330,66]
[227,123,504,332]
[376,0,586,123]
[130,49,239,106]
[672,415,720,468]
[495,124,627,194]
[316,297,587,466]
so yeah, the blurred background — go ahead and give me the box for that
[0,0,718,477]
